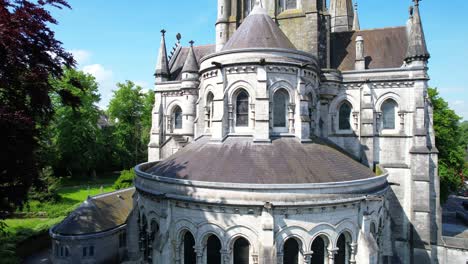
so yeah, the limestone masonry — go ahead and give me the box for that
[50,0,468,263]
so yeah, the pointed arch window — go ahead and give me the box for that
[273,89,289,128]
[283,238,299,264]
[336,233,351,264]
[382,99,397,130]
[183,232,196,264]
[233,237,250,264]
[236,90,249,127]
[206,92,214,128]
[207,235,222,264]
[338,102,352,130]
[311,236,328,264]
[173,106,183,130]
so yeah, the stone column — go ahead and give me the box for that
[288,103,295,134]
[250,103,256,129]
[228,103,234,133]
[166,115,173,133]
[375,112,382,133]
[303,251,314,264]
[252,253,259,264]
[174,244,181,264]
[195,247,203,264]
[350,242,357,264]
[276,253,284,264]
[221,250,230,264]
[327,248,338,264]
[204,106,210,133]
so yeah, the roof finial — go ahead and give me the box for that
[161,29,166,36]
[189,40,195,47]
[176,33,182,44]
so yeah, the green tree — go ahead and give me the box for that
[0,0,75,217]
[48,68,102,178]
[108,81,152,168]
[429,88,465,201]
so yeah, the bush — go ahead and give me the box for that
[28,167,61,203]
[113,168,135,190]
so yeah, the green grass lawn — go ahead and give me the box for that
[1,175,119,263]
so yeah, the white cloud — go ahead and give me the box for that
[70,49,92,65]
[83,64,113,83]
[453,100,465,106]
[83,64,114,109]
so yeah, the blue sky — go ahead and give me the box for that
[50,1,467,120]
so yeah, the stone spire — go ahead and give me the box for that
[181,41,199,74]
[352,3,360,31]
[405,0,430,64]
[330,0,355,32]
[155,29,170,82]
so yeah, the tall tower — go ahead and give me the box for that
[216,0,230,51]
[330,0,354,32]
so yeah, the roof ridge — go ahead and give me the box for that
[354,26,405,32]
[91,187,135,200]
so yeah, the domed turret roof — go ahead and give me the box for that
[222,5,296,51]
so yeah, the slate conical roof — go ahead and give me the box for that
[405,0,430,63]
[155,30,170,78]
[182,41,199,73]
[222,4,296,51]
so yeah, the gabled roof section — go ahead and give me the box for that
[53,188,134,235]
[222,5,296,51]
[331,27,408,71]
[169,44,215,80]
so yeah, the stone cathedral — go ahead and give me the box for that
[49,0,467,264]
[143,0,440,263]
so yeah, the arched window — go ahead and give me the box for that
[279,0,297,12]
[183,232,196,264]
[370,222,377,238]
[273,89,289,128]
[311,236,328,264]
[236,90,249,127]
[233,237,250,264]
[207,235,222,264]
[147,220,159,262]
[308,93,315,132]
[206,92,214,128]
[283,238,299,264]
[336,233,351,264]
[338,102,352,130]
[173,106,183,130]
[382,99,397,130]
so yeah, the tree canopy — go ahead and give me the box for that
[47,68,102,177]
[429,88,466,201]
[107,81,154,169]
[0,0,76,216]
